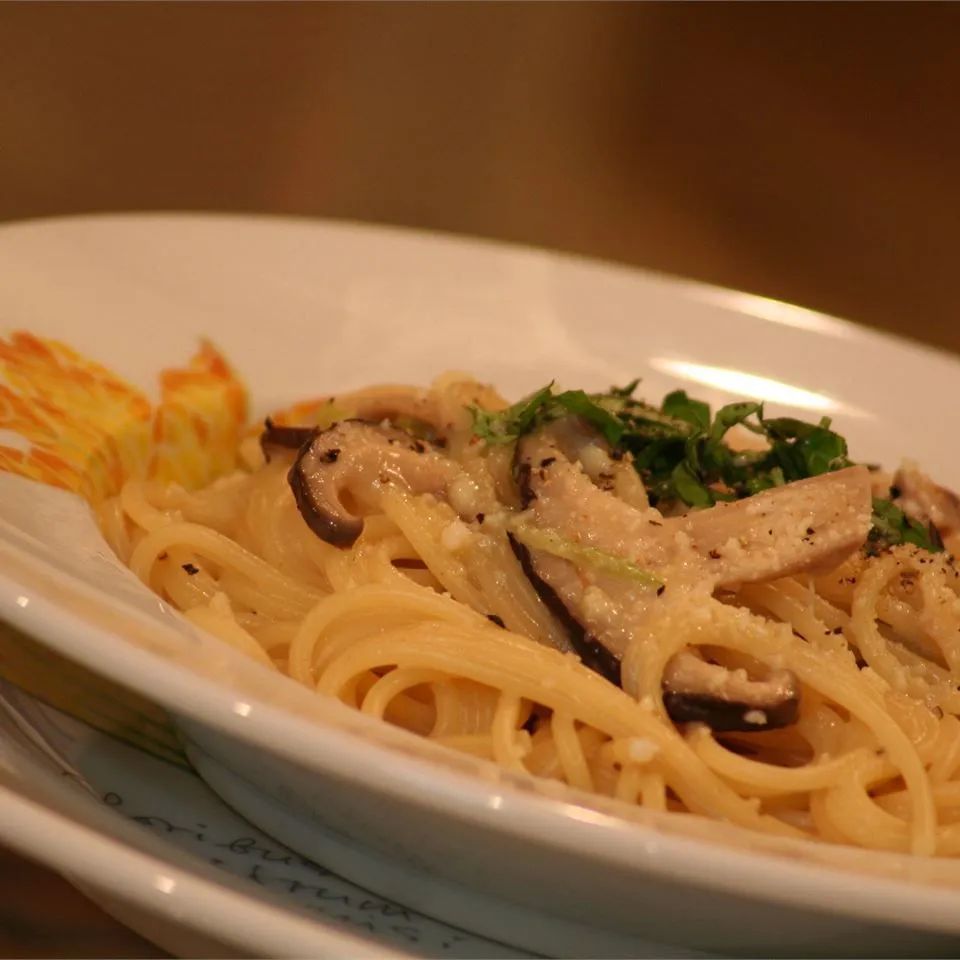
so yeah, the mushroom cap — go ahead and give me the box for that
[288,420,461,547]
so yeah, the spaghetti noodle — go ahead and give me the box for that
[97,373,960,858]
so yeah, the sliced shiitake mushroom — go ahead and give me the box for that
[288,420,460,546]
[516,427,873,596]
[508,532,623,685]
[508,420,871,731]
[259,418,318,463]
[661,651,799,732]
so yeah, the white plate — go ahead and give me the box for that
[2,214,960,956]
[0,680,522,959]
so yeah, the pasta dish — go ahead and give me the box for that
[96,372,960,858]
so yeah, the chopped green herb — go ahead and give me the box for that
[662,390,711,432]
[867,498,943,554]
[470,379,943,555]
[671,459,713,508]
[469,384,622,446]
[609,378,641,399]
[470,383,555,444]
[761,417,851,479]
[548,390,624,445]
[711,401,763,443]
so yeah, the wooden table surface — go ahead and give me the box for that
[0,844,167,958]
[2,3,960,957]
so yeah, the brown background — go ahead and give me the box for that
[3,3,960,351]
[1,3,959,957]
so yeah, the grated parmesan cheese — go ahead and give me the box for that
[627,737,660,763]
[440,519,473,553]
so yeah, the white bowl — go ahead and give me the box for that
[3,214,960,956]
[0,680,529,959]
